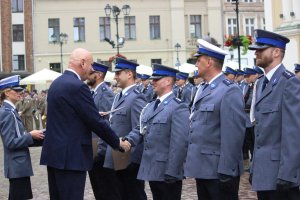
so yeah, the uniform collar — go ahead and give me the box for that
[157,91,173,102]
[93,81,105,92]
[122,84,136,95]
[208,72,223,84]
[265,63,281,81]
[4,100,16,109]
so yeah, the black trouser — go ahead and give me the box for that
[257,187,300,200]
[196,177,240,200]
[115,163,147,200]
[88,154,121,200]
[47,167,86,200]
[9,177,33,200]
[243,126,255,161]
[149,180,182,200]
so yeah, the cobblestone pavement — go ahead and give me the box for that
[0,146,257,199]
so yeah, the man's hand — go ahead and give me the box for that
[119,138,131,152]
[30,130,45,140]
[99,111,108,117]
[276,179,293,191]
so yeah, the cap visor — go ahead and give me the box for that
[112,68,123,72]
[149,75,165,80]
[248,44,271,50]
[11,86,24,91]
[193,52,203,57]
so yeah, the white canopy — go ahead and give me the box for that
[20,68,62,85]
[179,63,197,74]
[104,71,116,83]
[136,64,153,76]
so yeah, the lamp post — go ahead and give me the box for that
[51,33,68,73]
[104,4,131,54]
[232,0,241,69]
[174,43,181,69]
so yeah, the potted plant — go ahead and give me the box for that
[224,35,252,55]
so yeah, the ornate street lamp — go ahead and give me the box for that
[104,4,131,54]
[232,0,241,69]
[51,33,68,73]
[174,43,181,69]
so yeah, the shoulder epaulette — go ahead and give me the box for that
[282,70,295,79]
[174,97,183,104]
[134,88,141,94]
[223,79,234,86]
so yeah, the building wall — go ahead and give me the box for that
[265,0,300,70]
[223,0,265,67]
[33,0,221,72]
[0,0,33,78]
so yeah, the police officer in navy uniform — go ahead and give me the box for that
[242,67,259,170]
[223,66,238,81]
[103,57,147,200]
[86,62,120,200]
[235,69,245,86]
[0,75,44,200]
[248,29,300,200]
[173,72,194,104]
[294,63,300,78]
[140,74,154,102]
[124,64,189,200]
[184,39,246,200]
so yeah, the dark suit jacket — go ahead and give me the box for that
[40,70,120,171]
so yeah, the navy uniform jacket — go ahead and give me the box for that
[141,84,154,102]
[40,70,120,171]
[0,102,34,178]
[93,82,115,156]
[185,74,246,179]
[173,82,194,104]
[251,65,300,191]
[104,85,147,169]
[126,93,189,181]
[243,83,254,128]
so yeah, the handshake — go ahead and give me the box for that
[118,137,131,152]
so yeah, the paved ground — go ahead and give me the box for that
[0,146,258,199]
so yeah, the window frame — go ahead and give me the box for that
[124,16,136,40]
[99,17,111,41]
[12,55,25,71]
[12,24,24,42]
[12,0,23,13]
[73,17,86,42]
[149,16,161,40]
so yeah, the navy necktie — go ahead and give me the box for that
[118,92,123,100]
[262,77,269,92]
[153,99,161,111]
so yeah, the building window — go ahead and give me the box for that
[244,0,255,2]
[125,16,136,40]
[245,18,255,36]
[262,18,265,30]
[73,18,85,42]
[227,18,237,35]
[12,0,23,13]
[149,16,160,40]
[190,15,202,38]
[48,18,60,42]
[12,25,24,42]
[50,63,61,73]
[12,55,25,71]
[99,17,111,41]
[151,59,162,65]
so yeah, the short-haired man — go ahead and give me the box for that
[103,57,147,200]
[125,64,190,200]
[185,39,246,200]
